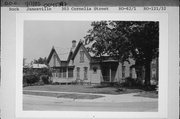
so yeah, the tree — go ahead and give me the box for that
[85,21,132,83]
[85,21,110,57]
[33,57,47,64]
[23,58,26,66]
[129,22,159,86]
[84,21,159,87]
[84,21,113,77]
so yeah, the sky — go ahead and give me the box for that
[24,21,92,63]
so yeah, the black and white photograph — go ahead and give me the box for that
[1,0,179,118]
[22,20,159,112]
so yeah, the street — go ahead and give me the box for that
[23,92,158,112]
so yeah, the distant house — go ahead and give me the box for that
[23,63,48,69]
[23,63,48,75]
[47,40,138,84]
[31,64,48,69]
[150,58,158,85]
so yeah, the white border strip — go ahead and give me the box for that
[16,13,168,118]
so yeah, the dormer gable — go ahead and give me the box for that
[71,41,91,61]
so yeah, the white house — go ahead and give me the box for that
[47,40,138,84]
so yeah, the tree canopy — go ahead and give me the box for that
[84,21,159,86]
[33,57,47,64]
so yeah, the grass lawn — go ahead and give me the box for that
[23,84,158,98]
[134,91,158,98]
[23,91,104,99]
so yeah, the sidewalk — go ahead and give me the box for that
[24,90,158,103]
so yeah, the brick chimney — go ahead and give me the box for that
[72,40,76,49]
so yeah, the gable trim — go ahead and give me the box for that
[47,47,61,66]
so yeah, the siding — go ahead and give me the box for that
[114,59,137,83]
[90,64,101,84]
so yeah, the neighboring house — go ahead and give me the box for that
[23,63,48,69]
[47,40,137,84]
[150,58,158,85]
[31,64,48,69]
[23,63,48,75]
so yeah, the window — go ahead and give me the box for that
[55,72,58,77]
[122,66,126,78]
[53,70,58,77]
[52,73,56,77]
[53,53,56,67]
[68,68,73,78]
[84,67,88,80]
[52,69,56,77]
[80,51,84,63]
[77,67,80,79]
[60,68,63,78]
[58,70,60,77]
[63,68,66,78]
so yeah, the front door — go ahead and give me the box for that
[101,62,118,82]
[101,65,110,82]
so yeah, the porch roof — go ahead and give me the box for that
[90,56,119,63]
[52,65,75,68]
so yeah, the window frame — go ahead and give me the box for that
[76,67,80,79]
[84,67,88,80]
[80,51,84,63]
[68,67,73,78]
[62,67,66,78]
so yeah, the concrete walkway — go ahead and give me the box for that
[23,90,157,103]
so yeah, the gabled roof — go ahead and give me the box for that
[71,41,91,61]
[54,46,71,61]
[47,47,61,64]
[23,63,48,68]
[47,41,93,65]
[67,51,73,63]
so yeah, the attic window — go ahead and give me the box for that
[80,51,84,63]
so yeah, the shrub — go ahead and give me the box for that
[23,74,40,86]
[122,77,137,87]
[41,75,50,84]
[23,67,52,86]
[52,82,60,85]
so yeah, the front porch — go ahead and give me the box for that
[100,62,119,83]
[51,66,75,84]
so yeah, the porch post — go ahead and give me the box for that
[66,67,68,79]
[109,64,112,82]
